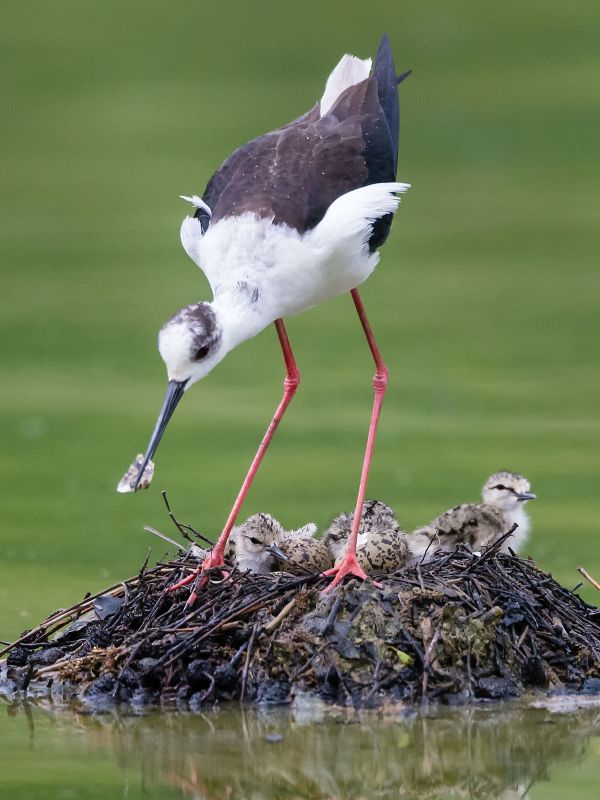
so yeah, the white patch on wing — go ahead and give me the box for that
[308,181,410,275]
[320,54,372,116]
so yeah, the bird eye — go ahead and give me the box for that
[194,344,210,361]
[494,484,506,491]
[249,536,261,545]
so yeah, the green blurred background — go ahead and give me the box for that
[1,0,599,639]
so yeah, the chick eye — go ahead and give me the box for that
[249,536,261,545]
[494,484,506,490]
[194,344,210,361]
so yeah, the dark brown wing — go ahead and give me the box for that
[200,35,404,248]
[203,78,392,233]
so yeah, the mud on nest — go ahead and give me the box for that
[2,540,600,712]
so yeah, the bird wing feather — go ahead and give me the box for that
[179,36,408,273]
[198,77,403,242]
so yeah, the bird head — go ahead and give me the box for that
[322,512,352,562]
[232,513,288,573]
[360,499,400,534]
[158,302,224,385]
[482,471,536,511]
[324,500,400,561]
[133,302,225,487]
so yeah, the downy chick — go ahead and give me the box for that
[323,500,410,573]
[230,513,288,574]
[412,471,536,560]
[278,523,334,575]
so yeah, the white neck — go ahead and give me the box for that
[501,505,530,553]
[211,290,274,356]
[236,551,273,575]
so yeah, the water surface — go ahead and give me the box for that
[1,698,599,799]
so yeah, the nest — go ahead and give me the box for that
[2,537,600,712]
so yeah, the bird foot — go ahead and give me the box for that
[169,548,229,606]
[321,553,381,593]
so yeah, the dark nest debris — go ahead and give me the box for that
[2,539,600,712]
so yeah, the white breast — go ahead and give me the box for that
[193,182,409,321]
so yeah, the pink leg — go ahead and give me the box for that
[170,319,300,603]
[322,289,388,591]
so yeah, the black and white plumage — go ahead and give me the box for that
[186,35,407,241]
[156,35,409,394]
[122,35,411,494]
[123,34,411,595]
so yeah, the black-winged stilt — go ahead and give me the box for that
[122,34,411,599]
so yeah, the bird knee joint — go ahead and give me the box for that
[284,368,300,392]
[372,365,388,393]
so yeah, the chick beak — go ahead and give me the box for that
[267,543,288,562]
[517,491,537,502]
[134,379,188,489]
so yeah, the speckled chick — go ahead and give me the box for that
[278,526,334,575]
[230,513,288,574]
[323,500,410,573]
[412,471,536,559]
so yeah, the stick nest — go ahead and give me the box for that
[2,542,600,712]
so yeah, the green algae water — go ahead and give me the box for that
[1,700,599,799]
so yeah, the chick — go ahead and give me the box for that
[323,500,410,573]
[412,471,536,559]
[278,524,334,575]
[230,513,288,574]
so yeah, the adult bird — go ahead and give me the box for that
[126,34,411,595]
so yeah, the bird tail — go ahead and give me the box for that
[374,33,411,175]
[320,54,372,117]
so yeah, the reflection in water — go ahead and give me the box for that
[2,698,600,799]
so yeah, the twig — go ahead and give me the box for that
[0,565,173,658]
[516,625,530,650]
[161,490,214,546]
[263,596,299,634]
[461,525,518,575]
[421,626,441,700]
[144,525,187,553]
[197,670,216,703]
[240,622,259,702]
[419,535,436,565]
[320,595,341,636]
[289,642,331,681]
[578,566,600,593]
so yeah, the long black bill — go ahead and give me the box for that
[134,379,188,489]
